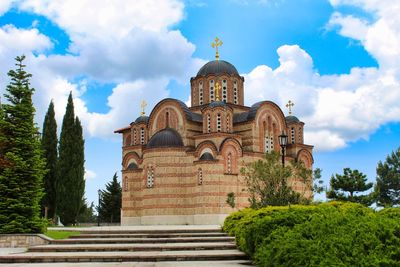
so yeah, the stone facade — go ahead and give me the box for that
[115,59,313,225]
[0,234,50,248]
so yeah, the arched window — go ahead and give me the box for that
[198,168,203,185]
[291,127,295,144]
[227,153,232,174]
[146,166,154,188]
[217,114,221,132]
[124,177,128,191]
[265,132,273,153]
[133,129,137,145]
[165,112,169,128]
[140,128,145,144]
[222,79,227,102]
[298,127,303,143]
[207,114,211,133]
[233,80,238,104]
[199,81,203,105]
[209,80,214,102]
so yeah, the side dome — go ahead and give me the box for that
[134,115,149,124]
[286,115,300,123]
[147,128,184,148]
[199,152,214,161]
[197,60,239,76]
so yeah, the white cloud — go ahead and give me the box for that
[85,169,97,180]
[0,0,13,16]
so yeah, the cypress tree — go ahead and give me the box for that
[57,92,85,226]
[0,55,46,233]
[98,173,122,223]
[41,101,58,220]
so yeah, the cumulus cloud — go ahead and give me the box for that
[244,0,400,151]
[0,0,13,16]
[84,169,97,180]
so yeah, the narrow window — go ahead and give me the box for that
[217,114,221,132]
[209,80,214,102]
[265,134,270,153]
[166,112,169,128]
[199,81,203,105]
[291,127,295,144]
[298,127,302,143]
[233,80,238,104]
[222,79,227,102]
[226,115,230,133]
[146,166,154,188]
[270,134,274,151]
[140,128,145,144]
[227,153,232,174]
[198,168,203,185]
[207,114,211,133]
[124,177,128,191]
[133,129,137,145]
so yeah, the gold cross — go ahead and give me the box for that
[140,100,147,116]
[211,37,223,61]
[215,82,221,101]
[286,100,294,115]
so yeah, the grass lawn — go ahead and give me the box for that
[44,230,80,239]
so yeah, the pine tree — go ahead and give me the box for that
[98,173,122,223]
[375,147,400,207]
[57,92,85,226]
[0,55,46,233]
[326,168,373,205]
[41,101,58,220]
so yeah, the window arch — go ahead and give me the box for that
[233,80,238,104]
[207,114,211,133]
[217,113,221,132]
[165,112,170,128]
[222,79,227,102]
[291,127,295,144]
[140,128,145,144]
[146,166,154,188]
[227,153,232,174]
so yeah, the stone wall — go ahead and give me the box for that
[0,234,51,248]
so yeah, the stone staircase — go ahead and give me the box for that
[0,227,251,264]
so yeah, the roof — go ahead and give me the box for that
[134,115,149,124]
[208,101,227,108]
[285,115,300,123]
[147,128,184,149]
[199,152,214,161]
[197,60,239,76]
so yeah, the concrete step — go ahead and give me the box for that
[55,229,222,234]
[28,242,236,252]
[69,232,228,239]
[0,249,247,263]
[51,236,235,244]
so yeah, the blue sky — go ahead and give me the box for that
[0,0,399,205]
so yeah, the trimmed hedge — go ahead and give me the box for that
[223,202,400,266]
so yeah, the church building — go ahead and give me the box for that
[115,38,314,225]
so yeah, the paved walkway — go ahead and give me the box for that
[48,225,222,232]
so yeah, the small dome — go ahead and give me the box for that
[208,101,227,108]
[199,152,214,161]
[127,162,138,170]
[286,115,300,123]
[197,60,239,76]
[134,116,149,124]
[147,128,184,149]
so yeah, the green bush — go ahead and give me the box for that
[224,202,400,266]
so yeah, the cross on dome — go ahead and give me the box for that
[211,37,223,61]
[286,100,294,115]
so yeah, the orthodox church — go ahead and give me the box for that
[115,38,314,225]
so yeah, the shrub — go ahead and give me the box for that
[224,202,400,266]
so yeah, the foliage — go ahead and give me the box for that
[45,230,80,239]
[0,55,47,233]
[240,151,312,208]
[327,168,373,205]
[41,101,58,220]
[76,199,97,223]
[224,202,400,267]
[312,168,324,194]
[375,147,400,207]
[98,173,122,223]
[57,92,85,226]
[226,192,236,208]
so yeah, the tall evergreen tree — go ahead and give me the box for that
[327,168,373,205]
[57,92,85,226]
[375,147,400,207]
[0,55,46,233]
[41,101,58,220]
[98,173,122,223]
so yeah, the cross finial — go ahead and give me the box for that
[140,100,147,116]
[211,37,223,61]
[286,100,294,115]
[215,82,221,101]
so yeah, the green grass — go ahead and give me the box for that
[44,230,80,239]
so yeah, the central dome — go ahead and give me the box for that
[197,60,239,76]
[147,128,184,148]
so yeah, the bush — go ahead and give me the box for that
[223,202,400,266]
